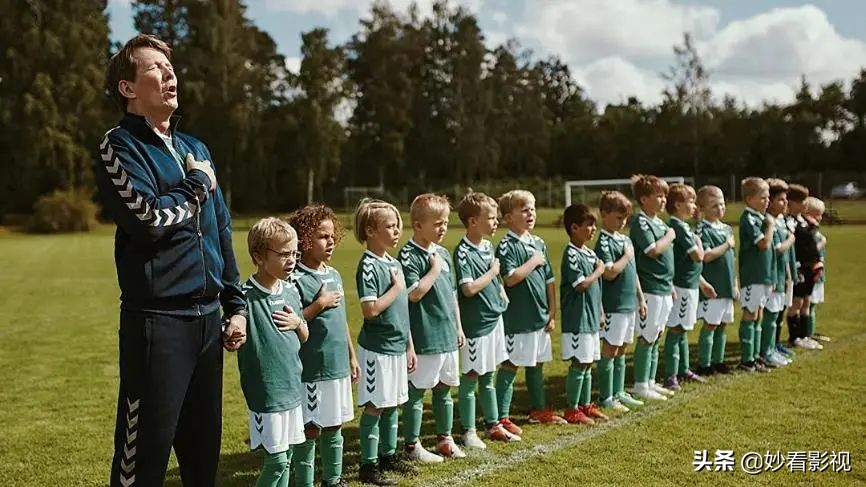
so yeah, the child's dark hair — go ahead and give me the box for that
[766,178,788,199]
[287,204,344,253]
[787,184,809,203]
[562,204,596,235]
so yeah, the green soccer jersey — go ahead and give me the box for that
[815,229,826,284]
[670,216,703,290]
[738,207,774,286]
[237,277,304,413]
[294,263,350,382]
[696,219,736,300]
[560,242,602,334]
[771,215,789,292]
[630,211,675,295]
[399,239,459,354]
[594,230,637,313]
[453,236,508,339]
[497,230,555,335]
[356,250,411,355]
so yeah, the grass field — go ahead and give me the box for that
[1,222,864,486]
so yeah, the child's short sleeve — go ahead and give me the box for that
[399,247,424,294]
[563,247,588,289]
[631,216,656,255]
[356,259,380,303]
[595,236,614,269]
[740,212,764,246]
[543,244,555,284]
[497,239,519,278]
[454,244,474,286]
[673,220,697,255]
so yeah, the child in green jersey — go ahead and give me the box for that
[805,197,830,343]
[399,194,466,462]
[595,191,647,412]
[353,199,417,486]
[695,186,738,376]
[629,175,677,401]
[454,192,521,446]
[495,190,566,425]
[239,218,310,487]
[560,204,610,425]
[288,205,360,487]
[737,177,776,373]
[663,184,716,391]
[761,180,797,368]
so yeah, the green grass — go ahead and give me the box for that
[1,224,864,485]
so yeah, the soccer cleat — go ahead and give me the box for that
[405,441,443,463]
[380,452,420,475]
[712,362,731,374]
[696,365,715,377]
[794,337,819,350]
[664,375,682,391]
[437,435,467,459]
[766,352,789,367]
[756,356,778,369]
[498,417,523,436]
[324,478,349,487]
[737,361,756,372]
[563,407,595,425]
[650,381,676,396]
[358,463,397,486]
[461,429,487,449]
[679,370,708,383]
[632,383,667,401]
[617,392,645,408]
[600,397,630,413]
[812,333,831,343]
[583,403,610,421]
[776,343,795,359]
[528,409,568,425]
[804,337,824,350]
[753,360,771,373]
[486,423,521,442]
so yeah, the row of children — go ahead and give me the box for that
[235,175,828,487]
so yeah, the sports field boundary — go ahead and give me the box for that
[428,332,865,486]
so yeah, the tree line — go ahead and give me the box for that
[2,0,865,218]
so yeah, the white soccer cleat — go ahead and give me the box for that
[804,337,824,350]
[632,383,667,401]
[437,435,467,459]
[406,441,444,463]
[460,430,487,450]
[766,352,789,367]
[650,381,676,396]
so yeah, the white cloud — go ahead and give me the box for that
[285,57,301,75]
[265,0,483,18]
[573,57,666,106]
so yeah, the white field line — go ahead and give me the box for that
[426,337,859,487]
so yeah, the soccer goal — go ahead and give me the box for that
[564,177,694,207]
[343,185,387,211]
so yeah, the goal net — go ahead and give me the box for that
[343,185,387,211]
[564,177,693,208]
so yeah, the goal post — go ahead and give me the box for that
[564,177,693,207]
[343,185,387,211]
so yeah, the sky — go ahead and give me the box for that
[106,0,866,108]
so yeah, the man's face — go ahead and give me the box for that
[123,47,178,114]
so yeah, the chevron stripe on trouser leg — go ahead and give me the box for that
[110,309,223,487]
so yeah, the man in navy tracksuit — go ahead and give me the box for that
[95,34,247,487]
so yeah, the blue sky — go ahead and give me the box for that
[107,0,866,107]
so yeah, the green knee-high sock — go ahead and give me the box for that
[649,340,660,383]
[291,438,316,487]
[712,325,727,365]
[432,386,454,436]
[580,368,592,406]
[402,386,424,445]
[752,319,762,361]
[808,303,817,336]
[320,428,343,486]
[359,412,380,465]
[478,372,499,427]
[256,451,290,487]
[458,375,477,432]
[739,319,755,363]
[633,341,651,384]
[379,407,399,457]
[664,330,681,377]
[525,366,546,411]
[679,331,690,374]
[614,355,626,395]
[761,311,778,357]
[698,327,714,368]
[598,357,614,402]
[565,365,583,409]
[495,368,517,419]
